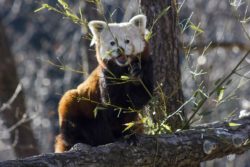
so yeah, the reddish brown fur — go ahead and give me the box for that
[55,41,150,153]
[58,66,102,124]
[55,134,70,153]
[55,66,102,152]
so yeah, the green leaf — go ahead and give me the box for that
[161,124,172,132]
[190,22,204,33]
[228,122,241,127]
[121,75,130,80]
[145,31,153,42]
[34,4,50,13]
[217,86,225,102]
[123,122,135,132]
[106,50,113,56]
[194,90,199,98]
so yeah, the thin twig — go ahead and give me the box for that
[0,83,22,112]
[6,112,39,132]
[161,96,194,126]
[183,50,250,129]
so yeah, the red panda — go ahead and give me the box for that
[55,14,153,153]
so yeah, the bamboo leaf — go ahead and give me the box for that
[34,4,50,12]
[161,124,172,132]
[190,22,204,33]
[217,86,225,102]
[123,122,135,132]
[121,75,130,80]
[228,122,241,127]
[145,31,153,42]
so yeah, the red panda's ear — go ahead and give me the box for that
[129,14,147,35]
[88,21,107,46]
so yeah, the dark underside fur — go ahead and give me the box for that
[100,57,153,110]
[57,57,153,150]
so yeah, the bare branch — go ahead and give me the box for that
[6,112,39,133]
[0,83,22,112]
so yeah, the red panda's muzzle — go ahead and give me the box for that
[110,47,131,66]
[113,54,132,67]
[116,55,128,64]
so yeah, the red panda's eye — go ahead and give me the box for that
[110,41,115,46]
[125,39,130,44]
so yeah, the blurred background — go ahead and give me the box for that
[0,0,249,166]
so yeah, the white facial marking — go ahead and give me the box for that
[88,14,147,66]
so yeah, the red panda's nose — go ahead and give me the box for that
[117,47,124,55]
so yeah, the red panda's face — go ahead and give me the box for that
[89,15,147,67]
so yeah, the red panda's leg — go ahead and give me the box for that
[127,57,153,109]
[55,90,82,152]
[55,134,70,153]
[55,89,117,151]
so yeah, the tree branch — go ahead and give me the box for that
[0,83,22,112]
[1,115,250,167]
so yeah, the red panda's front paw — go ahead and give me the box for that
[130,64,143,79]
